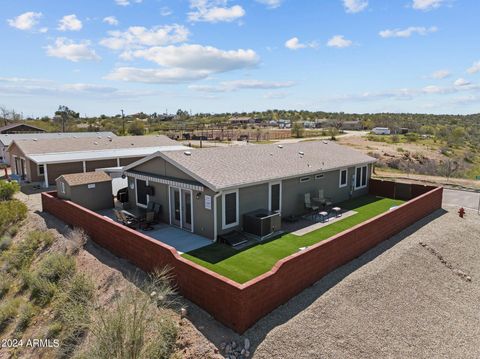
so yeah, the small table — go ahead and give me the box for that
[121,208,145,220]
[332,207,342,217]
[319,211,329,223]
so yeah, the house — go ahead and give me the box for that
[8,135,187,187]
[278,119,291,129]
[0,123,46,134]
[341,120,363,131]
[0,132,116,165]
[229,117,254,125]
[57,172,113,211]
[372,127,391,135]
[122,141,376,241]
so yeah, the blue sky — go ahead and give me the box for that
[1,0,479,117]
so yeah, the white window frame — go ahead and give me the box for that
[135,178,149,208]
[268,181,282,214]
[299,177,311,183]
[60,181,66,194]
[354,165,368,190]
[222,189,239,230]
[314,173,324,180]
[339,169,348,188]
[37,164,45,177]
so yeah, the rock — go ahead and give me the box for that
[220,342,226,351]
[231,341,237,349]
[214,348,219,354]
[180,307,188,318]
[241,348,246,355]
[225,344,232,353]
[150,291,157,298]
[245,350,250,357]
[466,276,472,282]
[244,338,250,350]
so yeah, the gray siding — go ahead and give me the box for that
[57,179,113,211]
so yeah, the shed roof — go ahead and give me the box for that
[0,131,117,147]
[0,123,46,134]
[126,140,376,191]
[57,171,112,186]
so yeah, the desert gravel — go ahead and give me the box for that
[249,206,480,359]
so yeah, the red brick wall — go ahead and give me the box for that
[42,183,443,333]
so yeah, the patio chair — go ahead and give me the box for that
[304,193,319,218]
[140,211,155,231]
[117,210,138,228]
[317,189,333,208]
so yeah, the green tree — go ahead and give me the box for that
[128,120,145,136]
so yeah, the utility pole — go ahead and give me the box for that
[121,109,125,135]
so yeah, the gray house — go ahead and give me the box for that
[123,141,376,241]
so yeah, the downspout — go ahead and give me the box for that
[213,191,222,242]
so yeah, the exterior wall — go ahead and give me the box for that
[47,162,84,184]
[42,181,443,333]
[85,159,118,172]
[120,157,143,166]
[134,157,198,182]
[0,144,8,164]
[57,178,113,210]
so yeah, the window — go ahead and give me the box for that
[339,169,348,188]
[60,182,66,194]
[269,182,281,213]
[355,166,368,189]
[136,179,148,207]
[37,164,45,176]
[314,174,324,180]
[299,177,311,183]
[222,190,239,229]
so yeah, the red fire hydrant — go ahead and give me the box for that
[458,207,466,218]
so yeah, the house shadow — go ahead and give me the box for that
[35,206,448,356]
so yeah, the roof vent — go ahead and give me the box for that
[184,151,192,156]
[33,138,38,141]
[94,141,98,145]
[277,145,283,149]
[323,140,328,144]
[299,151,304,156]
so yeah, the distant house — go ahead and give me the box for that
[278,119,291,129]
[303,121,316,128]
[341,120,363,131]
[229,117,253,125]
[372,127,391,135]
[0,132,116,165]
[123,141,376,241]
[8,135,187,187]
[0,123,46,134]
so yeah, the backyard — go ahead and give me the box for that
[182,195,404,283]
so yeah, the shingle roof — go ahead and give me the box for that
[157,141,376,191]
[0,123,46,133]
[11,135,178,155]
[0,131,117,147]
[58,171,112,186]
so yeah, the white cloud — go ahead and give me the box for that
[103,16,119,26]
[467,61,480,74]
[343,0,368,13]
[255,0,283,9]
[284,37,318,50]
[188,0,245,23]
[412,0,444,11]
[58,14,83,31]
[130,44,259,71]
[115,0,143,6]
[160,7,173,16]
[7,11,42,31]
[105,67,210,83]
[189,79,295,92]
[379,26,438,38]
[422,85,445,94]
[326,35,353,48]
[454,78,471,87]
[264,91,288,99]
[45,38,100,62]
[431,69,450,79]
[100,24,189,50]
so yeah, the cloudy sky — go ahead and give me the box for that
[1,0,479,117]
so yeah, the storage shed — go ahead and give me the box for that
[56,172,113,211]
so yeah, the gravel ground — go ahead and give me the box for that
[249,206,480,358]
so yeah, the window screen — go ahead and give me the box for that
[136,180,148,206]
[224,192,237,225]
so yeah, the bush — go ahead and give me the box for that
[0,200,27,235]
[0,276,12,299]
[0,298,21,333]
[28,274,58,307]
[0,235,13,252]
[15,302,36,333]
[0,180,20,201]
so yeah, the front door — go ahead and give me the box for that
[170,187,193,232]
[182,190,192,231]
[171,188,181,227]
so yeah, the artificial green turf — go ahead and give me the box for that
[182,195,404,284]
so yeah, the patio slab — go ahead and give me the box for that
[97,208,212,254]
[290,210,357,236]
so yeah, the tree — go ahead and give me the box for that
[0,106,9,126]
[291,121,304,138]
[128,120,145,136]
[54,106,79,132]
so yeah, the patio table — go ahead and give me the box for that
[121,208,145,220]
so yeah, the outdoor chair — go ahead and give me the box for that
[140,211,155,231]
[117,210,138,228]
[304,193,320,218]
[317,189,333,208]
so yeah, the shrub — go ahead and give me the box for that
[0,276,12,299]
[36,253,75,284]
[0,180,20,201]
[15,302,36,333]
[0,235,13,252]
[0,298,21,333]
[0,200,27,235]
[66,228,88,255]
[28,275,58,307]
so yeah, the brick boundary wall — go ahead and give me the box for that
[41,181,443,333]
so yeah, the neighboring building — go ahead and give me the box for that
[229,117,253,125]
[56,172,113,211]
[8,135,187,186]
[278,119,291,129]
[372,127,391,135]
[0,132,116,165]
[0,123,46,134]
[123,141,376,241]
[341,120,363,131]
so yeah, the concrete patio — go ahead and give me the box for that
[98,208,212,254]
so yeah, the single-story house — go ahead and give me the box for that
[0,131,116,165]
[0,123,46,134]
[122,141,376,241]
[57,171,113,211]
[372,127,391,135]
[8,135,188,186]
